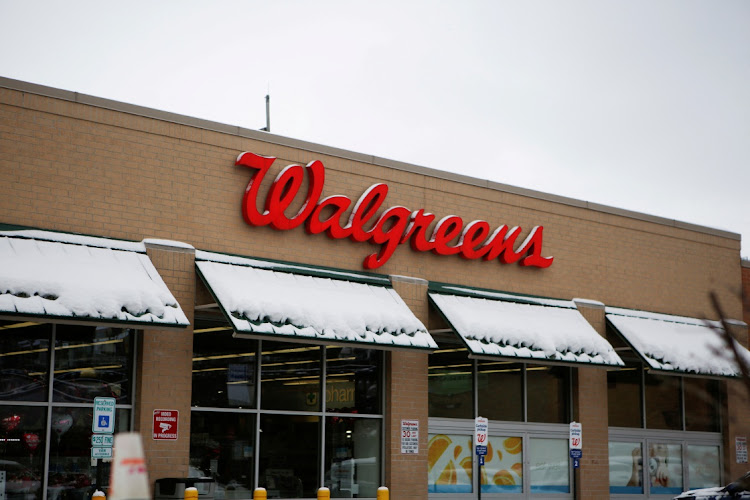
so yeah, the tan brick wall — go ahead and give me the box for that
[0,87,742,322]
[137,244,196,486]
[573,301,609,499]
[386,277,429,500]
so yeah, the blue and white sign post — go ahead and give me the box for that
[92,397,116,462]
[475,416,488,500]
[569,421,582,469]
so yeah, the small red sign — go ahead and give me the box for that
[152,409,179,440]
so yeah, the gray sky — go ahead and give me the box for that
[2,1,748,256]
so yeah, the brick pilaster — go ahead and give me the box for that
[573,299,610,499]
[385,276,430,500]
[138,241,196,486]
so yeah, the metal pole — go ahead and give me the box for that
[265,94,270,132]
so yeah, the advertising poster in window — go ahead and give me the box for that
[609,442,644,494]
[480,436,524,494]
[427,434,473,493]
[649,443,682,495]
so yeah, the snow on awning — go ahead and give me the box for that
[0,230,190,329]
[606,307,750,377]
[195,251,437,350]
[429,285,624,367]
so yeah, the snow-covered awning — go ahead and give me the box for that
[429,285,624,367]
[0,230,190,329]
[606,307,750,377]
[195,251,437,350]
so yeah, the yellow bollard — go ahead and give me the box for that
[253,487,267,500]
[184,487,198,500]
[92,490,106,500]
[377,486,389,500]
[317,487,330,500]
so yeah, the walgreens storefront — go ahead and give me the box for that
[1,76,748,500]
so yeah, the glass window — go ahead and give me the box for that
[0,322,51,402]
[609,441,644,494]
[607,367,642,427]
[428,348,473,419]
[481,435,523,494]
[325,346,381,414]
[324,417,381,498]
[684,378,720,432]
[259,414,319,498]
[527,366,569,423]
[478,361,523,422]
[192,329,257,408]
[53,325,133,404]
[645,374,681,430]
[427,433,473,493]
[189,412,255,498]
[261,342,321,411]
[0,406,46,500]
[687,445,721,490]
[648,442,682,495]
[529,438,569,494]
[48,407,129,498]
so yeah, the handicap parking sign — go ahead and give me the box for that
[93,397,116,433]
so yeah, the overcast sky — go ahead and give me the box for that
[2,1,748,257]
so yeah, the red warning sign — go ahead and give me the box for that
[152,409,179,440]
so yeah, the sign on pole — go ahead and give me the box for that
[569,422,582,450]
[93,397,116,434]
[92,434,114,447]
[91,447,113,459]
[475,416,488,454]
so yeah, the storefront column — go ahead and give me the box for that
[573,299,610,499]
[137,242,196,485]
[385,276,430,500]
[723,321,750,481]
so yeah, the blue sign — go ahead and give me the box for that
[479,455,485,466]
[573,457,580,469]
[569,449,582,459]
[92,397,116,433]
[475,445,487,456]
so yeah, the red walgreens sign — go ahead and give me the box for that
[152,410,178,440]
[237,152,553,270]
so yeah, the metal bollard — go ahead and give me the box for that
[184,487,198,500]
[377,486,389,500]
[317,487,330,500]
[253,487,267,500]
[92,490,106,500]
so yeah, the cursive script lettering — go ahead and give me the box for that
[237,152,553,270]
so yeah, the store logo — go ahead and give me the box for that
[237,152,553,270]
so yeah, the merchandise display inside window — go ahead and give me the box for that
[0,322,135,500]
[190,319,384,499]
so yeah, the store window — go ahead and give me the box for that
[0,321,134,500]
[429,348,571,424]
[607,367,721,432]
[190,323,384,499]
[427,430,571,497]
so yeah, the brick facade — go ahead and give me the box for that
[1,77,747,498]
